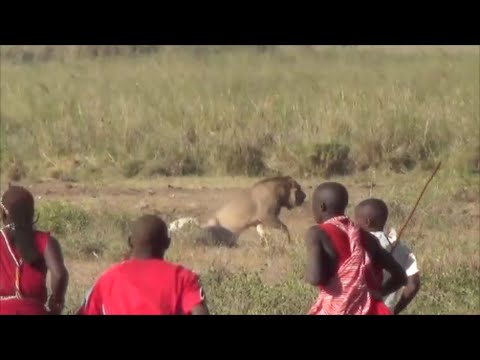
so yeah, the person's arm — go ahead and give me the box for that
[362,231,407,297]
[393,249,421,314]
[394,272,420,314]
[181,271,209,315]
[43,236,69,314]
[304,226,338,286]
[191,301,209,315]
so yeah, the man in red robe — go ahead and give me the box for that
[78,214,209,315]
[0,185,69,315]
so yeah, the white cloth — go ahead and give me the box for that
[168,217,200,233]
[370,230,419,312]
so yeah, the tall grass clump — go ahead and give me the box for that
[36,201,90,236]
[36,201,130,260]
[1,45,478,180]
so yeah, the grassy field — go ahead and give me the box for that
[0,45,479,314]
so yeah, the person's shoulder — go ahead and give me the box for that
[34,230,53,253]
[359,229,387,257]
[164,260,199,281]
[109,260,133,272]
[360,228,382,245]
[175,262,198,276]
[306,223,329,240]
[34,230,63,248]
[34,230,51,240]
[96,261,128,283]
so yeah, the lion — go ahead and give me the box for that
[203,176,306,244]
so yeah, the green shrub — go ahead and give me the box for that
[37,201,90,236]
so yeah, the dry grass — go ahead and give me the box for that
[0,46,479,314]
[1,46,479,181]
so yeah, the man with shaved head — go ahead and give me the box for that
[305,182,407,315]
[78,214,209,315]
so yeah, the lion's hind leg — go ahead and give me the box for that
[256,223,271,247]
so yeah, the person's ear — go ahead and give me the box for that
[320,202,327,212]
[365,217,373,228]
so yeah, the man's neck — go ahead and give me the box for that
[130,252,164,260]
[0,226,14,238]
[320,212,345,223]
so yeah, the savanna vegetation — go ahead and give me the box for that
[1,45,478,314]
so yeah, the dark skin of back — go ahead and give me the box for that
[305,226,408,297]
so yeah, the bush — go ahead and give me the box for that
[122,159,145,178]
[36,201,90,237]
[308,142,353,177]
[36,202,130,260]
[216,144,267,177]
[6,158,28,182]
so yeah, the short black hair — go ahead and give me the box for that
[130,214,169,251]
[312,182,349,215]
[356,198,389,228]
